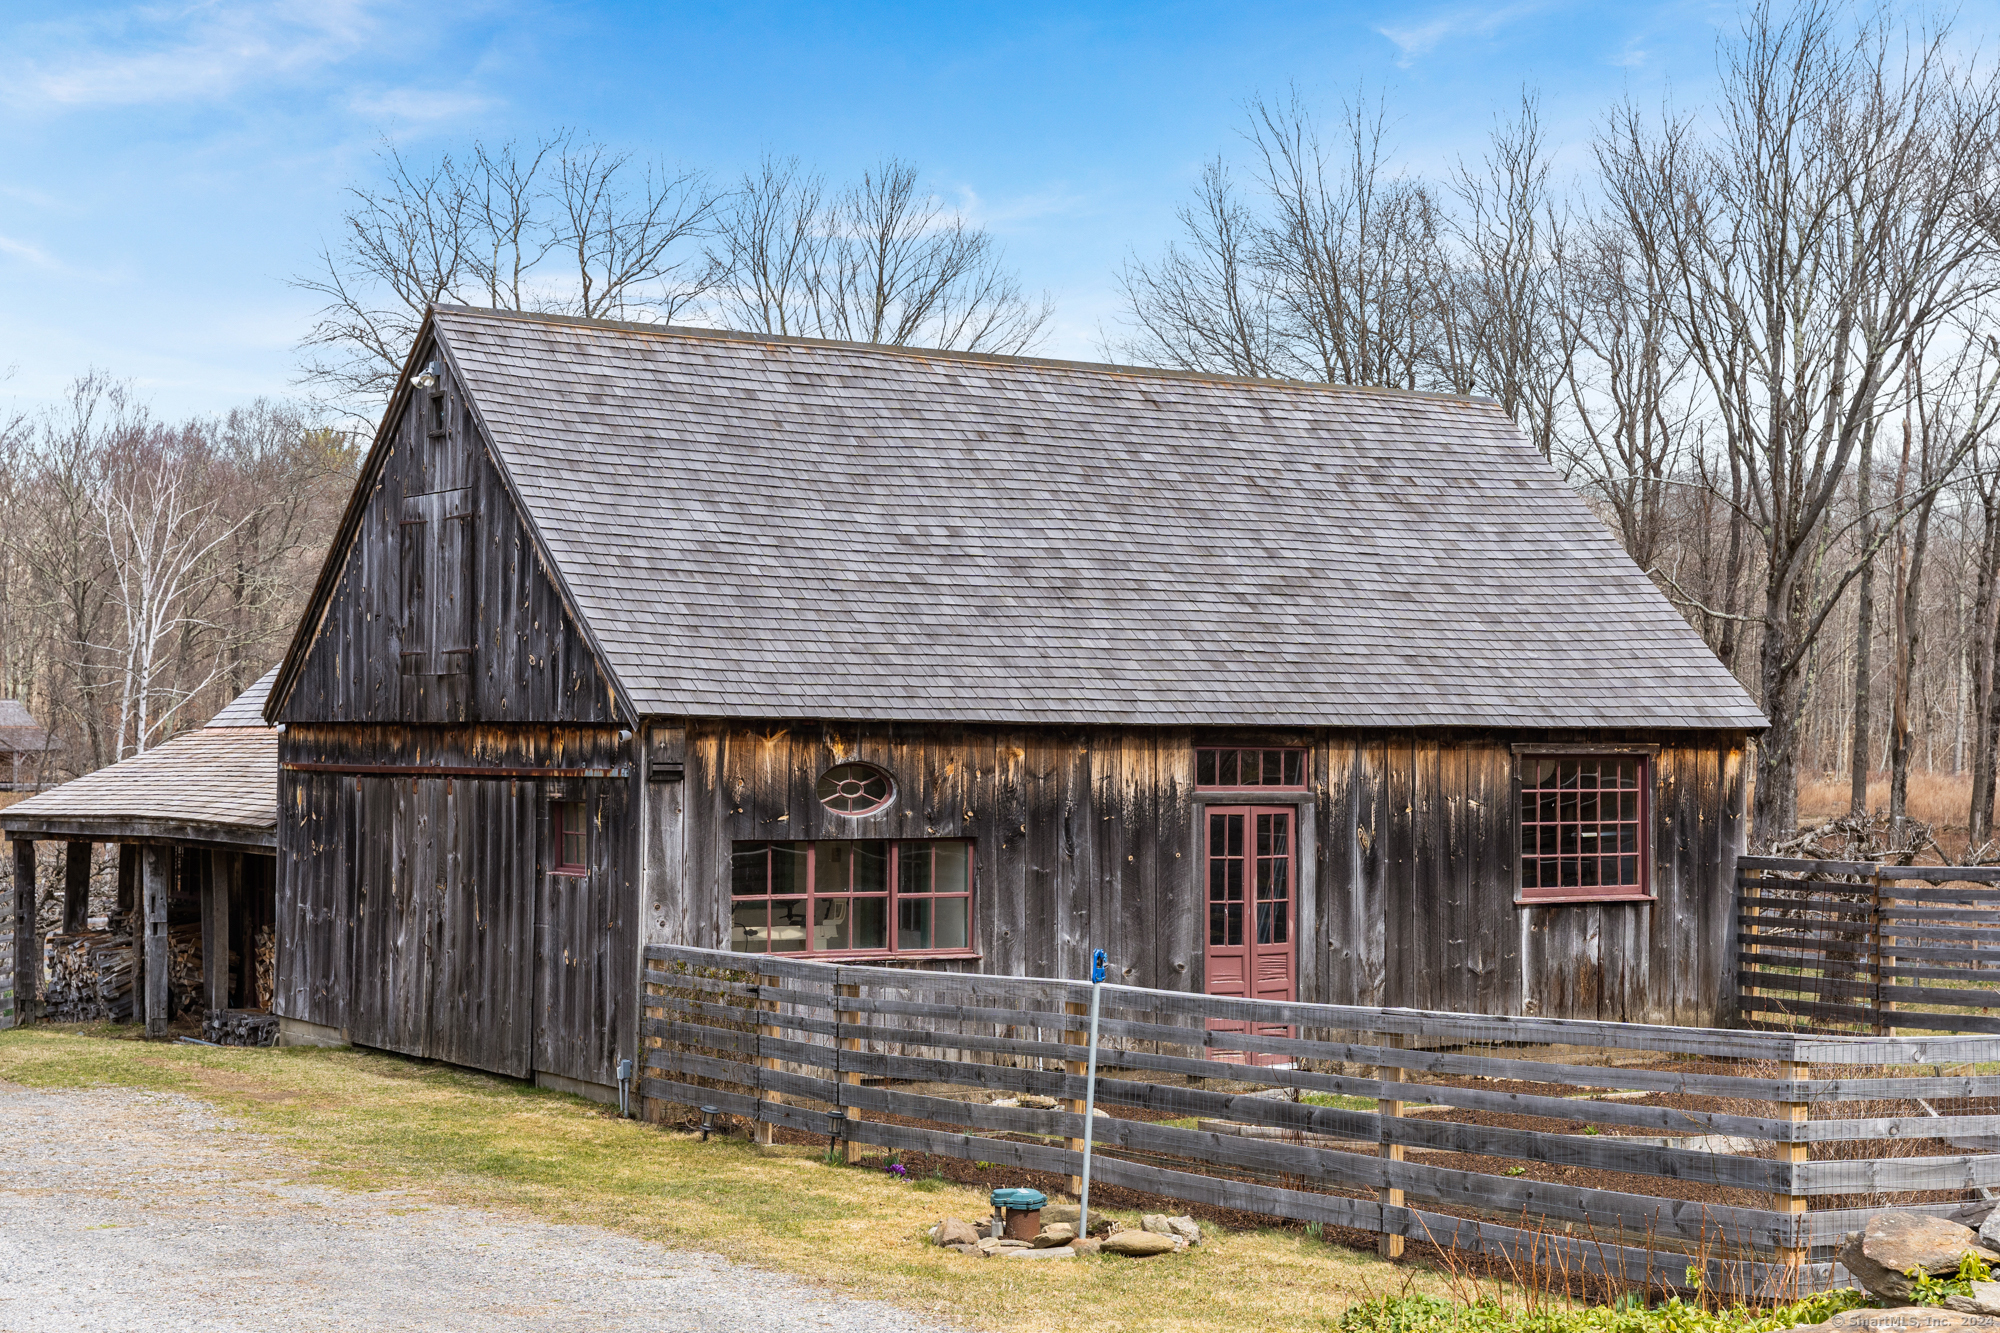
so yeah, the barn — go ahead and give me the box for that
[251,304,1764,1099]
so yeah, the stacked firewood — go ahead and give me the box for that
[41,931,135,1023]
[254,925,274,1011]
[202,1009,278,1046]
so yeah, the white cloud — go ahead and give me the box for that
[4,1,383,111]
[346,86,498,123]
[0,234,59,270]
[1376,1,1552,65]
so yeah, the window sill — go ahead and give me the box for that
[550,869,589,879]
[732,949,982,963]
[1515,893,1655,907]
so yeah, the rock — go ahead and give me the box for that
[946,1243,980,1256]
[935,1219,980,1248]
[1071,1238,1104,1255]
[1006,1247,1077,1260]
[1102,1229,1179,1257]
[1162,1215,1201,1244]
[1034,1224,1076,1248]
[1041,1203,1081,1225]
[1141,1213,1175,1234]
[1823,1310,2000,1333]
[976,1237,1032,1257]
[1017,1094,1059,1110]
[1839,1213,2000,1301]
[1946,1285,2000,1317]
[1981,1213,2000,1253]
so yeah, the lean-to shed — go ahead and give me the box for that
[259,305,1764,1096]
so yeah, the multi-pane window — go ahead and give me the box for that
[1196,747,1305,789]
[553,801,588,876]
[1207,809,1293,947]
[730,840,973,956]
[1518,756,1648,901]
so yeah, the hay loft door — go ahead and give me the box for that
[1203,806,1297,1064]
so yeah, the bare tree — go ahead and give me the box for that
[1598,1,2000,841]
[1115,160,1277,376]
[710,156,1051,354]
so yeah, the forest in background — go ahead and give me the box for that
[5,1,1996,856]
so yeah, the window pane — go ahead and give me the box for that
[812,898,850,952]
[564,829,587,869]
[931,842,969,894]
[899,844,933,896]
[731,845,769,896]
[731,901,768,952]
[899,897,932,951]
[771,843,808,895]
[1261,750,1281,784]
[1197,751,1216,785]
[933,897,969,950]
[851,896,888,950]
[851,841,889,894]
[770,898,808,951]
[1219,750,1239,786]
[1284,751,1304,786]
[815,842,849,894]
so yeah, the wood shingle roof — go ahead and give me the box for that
[418,306,1764,730]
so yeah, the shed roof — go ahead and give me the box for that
[326,306,1765,730]
[0,669,278,849]
[0,699,56,756]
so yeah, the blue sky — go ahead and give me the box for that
[0,1,1822,420]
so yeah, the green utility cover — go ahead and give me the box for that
[990,1188,1047,1210]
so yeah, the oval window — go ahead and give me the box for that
[817,763,894,817]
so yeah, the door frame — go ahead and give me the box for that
[1189,793,1317,1006]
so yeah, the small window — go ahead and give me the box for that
[730,839,972,956]
[553,801,588,876]
[817,762,895,816]
[1195,747,1305,789]
[1518,755,1649,902]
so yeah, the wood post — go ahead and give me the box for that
[754,971,780,1146]
[1063,998,1090,1196]
[1871,870,1895,1037]
[1773,1058,1810,1274]
[142,846,171,1038]
[1741,866,1763,1010]
[1378,1030,1407,1260]
[11,838,36,1026]
[203,852,237,1016]
[837,980,863,1164]
[62,841,91,935]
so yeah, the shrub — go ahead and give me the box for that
[1336,1288,1868,1333]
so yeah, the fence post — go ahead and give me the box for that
[1871,870,1894,1037]
[837,980,863,1164]
[1773,1057,1810,1277]
[755,971,781,1146]
[1742,865,1764,1015]
[1063,997,1089,1197]
[1378,1030,1407,1261]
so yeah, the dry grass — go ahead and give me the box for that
[1796,770,1970,830]
[0,1029,1481,1333]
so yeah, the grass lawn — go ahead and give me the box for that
[0,1028,1478,1333]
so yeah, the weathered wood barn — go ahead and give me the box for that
[259,304,1764,1097]
[3,671,279,1037]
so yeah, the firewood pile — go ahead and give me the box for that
[41,931,135,1023]
[254,924,274,1011]
[202,1008,278,1046]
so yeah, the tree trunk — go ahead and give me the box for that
[1850,427,1876,815]
[1753,583,1809,843]
[1969,491,2000,846]
[1890,421,1919,841]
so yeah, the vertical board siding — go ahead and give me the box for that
[674,725,1744,1027]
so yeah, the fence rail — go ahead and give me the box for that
[642,943,2000,1298]
[1739,855,2000,1035]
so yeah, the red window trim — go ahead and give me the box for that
[552,800,588,877]
[1515,752,1652,905]
[1195,746,1308,791]
[729,839,975,959]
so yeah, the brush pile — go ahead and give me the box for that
[202,1008,278,1046]
[41,930,134,1022]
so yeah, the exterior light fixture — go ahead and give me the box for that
[410,361,441,391]
[699,1105,719,1142]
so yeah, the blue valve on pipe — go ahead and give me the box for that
[1091,948,1107,984]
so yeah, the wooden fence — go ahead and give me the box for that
[1739,855,2000,1035]
[644,943,2000,1298]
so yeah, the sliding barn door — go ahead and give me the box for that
[1203,806,1297,1064]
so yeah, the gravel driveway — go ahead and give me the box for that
[0,1080,963,1333]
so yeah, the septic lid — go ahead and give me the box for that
[990,1187,1048,1210]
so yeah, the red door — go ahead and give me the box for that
[1204,806,1296,1064]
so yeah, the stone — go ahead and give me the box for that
[1946,1286,2000,1317]
[1162,1215,1201,1244]
[1017,1095,1059,1110]
[1141,1213,1175,1234]
[1980,1213,2000,1254]
[1070,1238,1104,1255]
[946,1243,981,1256]
[976,1237,1032,1257]
[1006,1247,1077,1260]
[935,1219,979,1248]
[1034,1224,1077,1248]
[1839,1214,2000,1301]
[1102,1229,1179,1257]
[1041,1204,1081,1225]
[1823,1309,2000,1333]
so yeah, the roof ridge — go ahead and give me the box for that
[430,304,1503,407]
